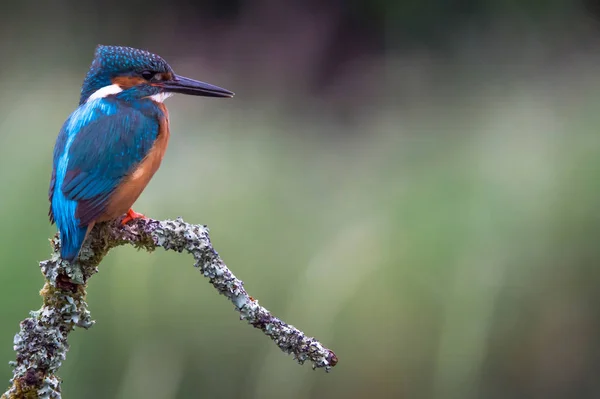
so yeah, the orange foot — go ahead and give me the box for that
[121,208,146,225]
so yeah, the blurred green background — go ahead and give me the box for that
[1,0,600,398]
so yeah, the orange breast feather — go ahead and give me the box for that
[100,105,170,221]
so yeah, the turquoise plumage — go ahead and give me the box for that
[49,45,233,261]
[49,96,161,260]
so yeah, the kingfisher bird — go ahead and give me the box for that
[49,45,234,262]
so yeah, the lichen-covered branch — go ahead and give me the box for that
[2,217,337,399]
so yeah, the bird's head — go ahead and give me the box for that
[79,45,233,105]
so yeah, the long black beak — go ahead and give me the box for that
[161,74,234,98]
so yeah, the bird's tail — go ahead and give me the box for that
[52,195,88,262]
[59,224,88,262]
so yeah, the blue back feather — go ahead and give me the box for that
[49,95,163,261]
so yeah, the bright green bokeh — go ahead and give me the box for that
[0,9,598,398]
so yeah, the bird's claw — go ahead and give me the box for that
[121,208,146,225]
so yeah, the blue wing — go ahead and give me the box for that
[48,129,66,224]
[63,106,159,224]
[49,97,160,260]
[49,98,116,226]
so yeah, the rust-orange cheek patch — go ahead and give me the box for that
[112,76,146,89]
[149,73,174,87]
[160,72,174,81]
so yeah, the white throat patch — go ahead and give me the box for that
[86,83,173,103]
[87,84,123,102]
[149,92,174,103]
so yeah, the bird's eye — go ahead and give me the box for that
[141,70,153,80]
[141,70,158,81]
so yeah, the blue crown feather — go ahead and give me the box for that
[79,45,173,104]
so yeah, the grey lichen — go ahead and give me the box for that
[2,216,337,399]
[153,218,338,370]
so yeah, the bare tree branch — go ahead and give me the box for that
[2,217,337,399]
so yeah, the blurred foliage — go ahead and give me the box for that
[0,2,599,399]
